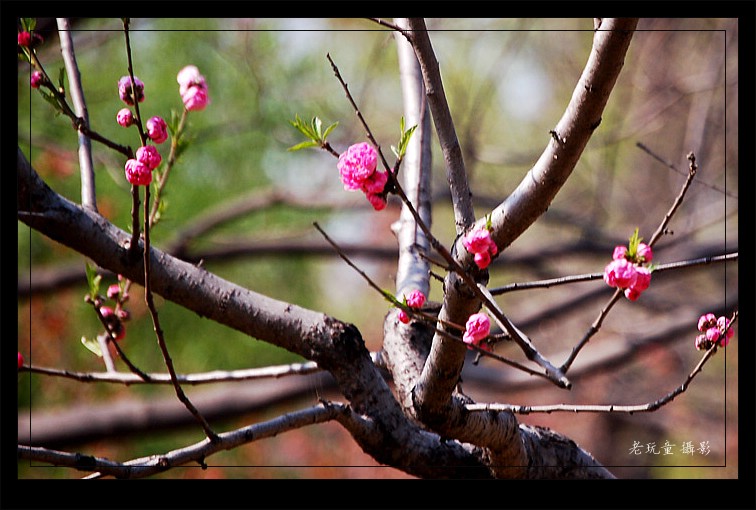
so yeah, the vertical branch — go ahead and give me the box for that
[406,18,476,234]
[56,18,96,212]
[393,18,433,299]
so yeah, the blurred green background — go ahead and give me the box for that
[18,18,738,479]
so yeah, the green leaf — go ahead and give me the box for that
[394,117,418,159]
[627,228,642,258]
[289,114,317,140]
[321,121,339,140]
[313,117,323,139]
[287,140,320,152]
[81,336,103,357]
[85,262,101,297]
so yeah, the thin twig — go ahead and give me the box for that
[490,252,738,295]
[470,310,737,415]
[142,184,218,442]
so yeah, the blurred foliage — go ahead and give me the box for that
[17,18,738,480]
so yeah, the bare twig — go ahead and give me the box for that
[470,310,737,415]
[561,151,699,373]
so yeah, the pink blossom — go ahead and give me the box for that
[30,71,43,89]
[338,143,378,191]
[636,243,653,263]
[107,284,121,300]
[118,76,145,105]
[18,31,32,47]
[398,310,410,324]
[603,258,638,289]
[717,316,734,347]
[18,352,24,369]
[463,229,494,254]
[612,245,627,260]
[116,108,134,127]
[463,228,498,269]
[146,116,168,144]
[117,309,131,321]
[697,313,717,332]
[406,290,426,309]
[695,334,708,351]
[136,145,162,170]
[463,313,491,345]
[124,159,152,186]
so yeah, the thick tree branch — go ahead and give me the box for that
[16,147,490,478]
[488,18,639,251]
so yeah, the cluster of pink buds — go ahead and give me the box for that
[462,226,498,270]
[99,276,130,341]
[695,313,734,350]
[116,74,169,185]
[603,230,654,301]
[398,290,426,324]
[177,65,210,111]
[463,313,492,351]
[337,142,388,211]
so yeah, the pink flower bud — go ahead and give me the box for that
[405,290,426,309]
[136,145,162,170]
[124,159,152,186]
[366,193,387,211]
[177,65,203,91]
[363,169,388,195]
[182,83,210,111]
[100,306,126,341]
[177,66,209,111]
[474,250,491,270]
[636,243,653,263]
[118,76,145,106]
[30,71,43,89]
[717,316,734,346]
[463,313,491,346]
[612,245,628,260]
[624,266,652,300]
[116,108,134,127]
[116,309,131,321]
[695,334,709,351]
[338,143,378,191]
[704,326,720,343]
[107,284,120,300]
[398,310,410,324]
[18,31,32,47]
[697,313,717,332]
[18,352,24,369]
[145,116,168,144]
